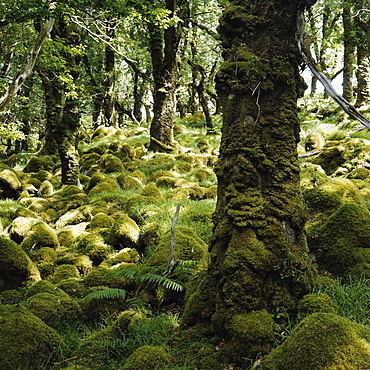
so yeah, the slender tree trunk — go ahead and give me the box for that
[148,0,189,152]
[181,0,317,366]
[342,1,355,102]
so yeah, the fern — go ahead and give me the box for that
[140,273,184,292]
[84,288,127,300]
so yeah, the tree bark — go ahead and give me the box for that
[181,0,317,366]
[342,0,355,102]
[0,18,55,112]
[148,0,189,152]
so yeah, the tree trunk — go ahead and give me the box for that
[342,1,355,102]
[148,0,189,152]
[181,0,317,366]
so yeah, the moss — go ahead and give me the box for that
[113,143,136,161]
[347,167,370,180]
[146,226,208,266]
[107,247,140,265]
[57,278,86,298]
[21,197,50,213]
[34,169,53,182]
[0,235,40,291]
[25,291,81,321]
[308,202,370,277]
[261,312,370,370]
[300,163,328,189]
[88,177,120,196]
[302,132,325,151]
[38,179,54,196]
[106,214,140,249]
[87,212,115,230]
[8,216,38,244]
[140,182,165,200]
[50,264,81,284]
[30,246,58,264]
[0,288,26,304]
[26,280,69,299]
[83,267,109,287]
[298,293,337,317]
[57,254,93,276]
[120,345,173,370]
[0,304,64,369]
[54,205,92,228]
[99,153,125,173]
[21,220,60,251]
[0,169,22,199]
[23,155,55,173]
[117,173,143,190]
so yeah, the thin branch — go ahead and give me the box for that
[163,202,182,278]
[0,18,55,112]
[190,19,221,41]
[297,10,370,130]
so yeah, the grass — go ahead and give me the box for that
[315,275,370,326]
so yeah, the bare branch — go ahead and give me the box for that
[0,18,55,112]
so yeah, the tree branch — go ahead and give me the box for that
[297,10,370,130]
[0,18,55,112]
[163,202,182,278]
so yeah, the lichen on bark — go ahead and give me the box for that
[181,0,317,366]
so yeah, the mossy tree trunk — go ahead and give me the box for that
[181,0,317,366]
[148,0,189,153]
[38,16,81,185]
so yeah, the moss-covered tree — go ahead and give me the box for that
[181,0,318,366]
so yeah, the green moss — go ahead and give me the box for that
[261,312,370,370]
[55,205,92,228]
[120,345,173,370]
[38,180,54,196]
[26,280,69,299]
[298,293,337,317]
[21,220,60,251]
[117,173,143,190]
[50,264,81,284]
[99,153,125,173]
[57,254,93,276]
[23,155,55,173]
[0,304,64,369]
[56,278,86,298]
[308,202,370,277]
[347,167,370,180]
[0,235,40,291]
[30,246,58,264]
[146,226,208,266]
[8,216,38,244]
[107,247,140,265]
[0,288,25,304]
[88,177,120,196]
[106,214,140,249]
[88,212,115,230]
[0,169,22,199]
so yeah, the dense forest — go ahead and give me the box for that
[2,0,370,369]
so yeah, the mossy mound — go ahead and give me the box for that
[88,177,120,196]
[308,202,370,277]
[25,291,81,321]
[105,247,140,266]
[38,179,54,196]
[99,153,125,173]
[146,226,208,266]
[106,214,140,249]
[50,264,81,284]
[300,163,328,189]
[117,173,143,190]
[8,216,38,244]
[57,254,93,276]
[56,278,86,298]
[21,220,60,251]
[261,312,370,370]
[0,304,64,369]
[119,345,173,370]
[0,235,40,291]
[298,293,337,317]
[30,246,58,264]
[87,212,115,230]
[24,155,55,173]
[20,197,50,213]
[55,205,92,228]
[0,169,22,199]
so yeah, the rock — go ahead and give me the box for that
[0,304,64,369]
[0,169,22,199]
[21,221,59,251]
[261,312,370,370]
[106,214,140,249]
[0,235,40,291]
[8,216,38,244]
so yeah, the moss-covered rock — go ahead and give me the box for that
[38,180,54,196]
[261,312,370,370]
[0,304,64,369]
[50,264,81,284]
[105,247,140,266]
[55,205,92,228]
[117,173,142,190]
[0,169,22,199]
[298,293,337,317]
[8,216,38,244]
[106,214,140,249]
[21,220,60,251]
[0,235,40,291]
[87,212,115,230]
[99,153,125,173]
[119,345,174,370]
[88,177,120,196]
[308,202,370,277]
[146,226,208,266]
[30,246,58,264]
[23,155,55,173]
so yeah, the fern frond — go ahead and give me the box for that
[84,288,127,300]
[139,273,184,292]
